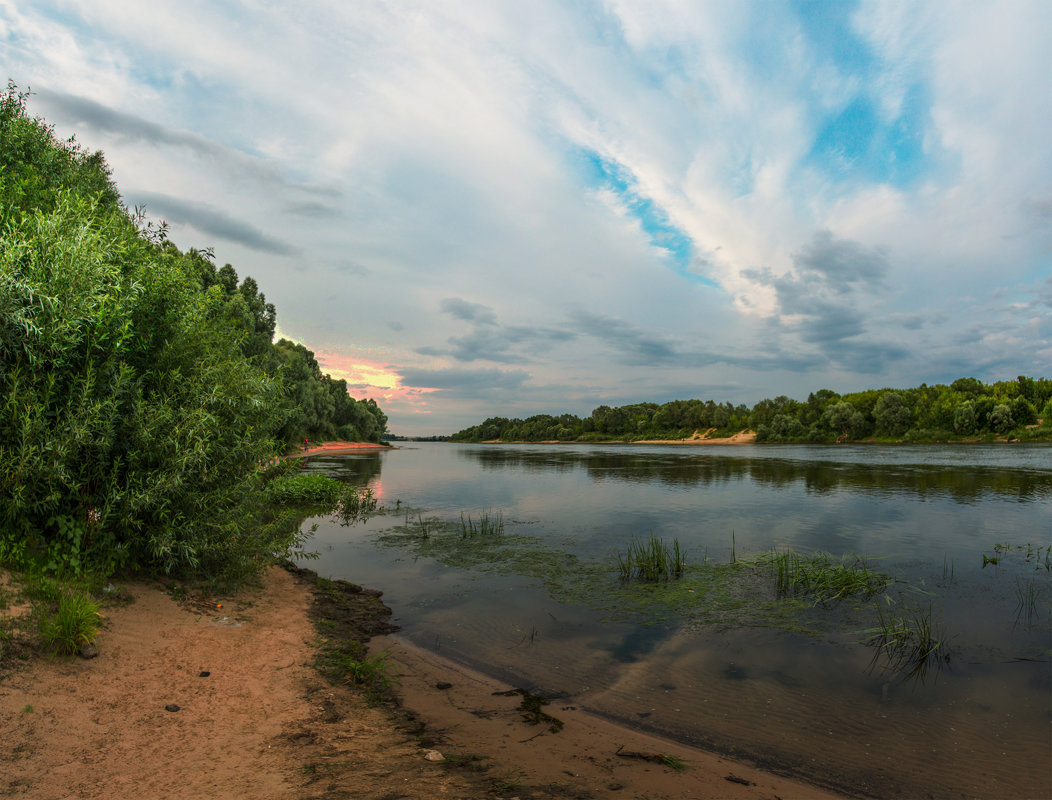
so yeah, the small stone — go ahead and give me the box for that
[77,642,99,660]
[164,704,180,712]
[423,749,445,762]
[435,681,452,690]
[199,671,210,677]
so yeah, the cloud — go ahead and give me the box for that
[33,88,339,200]
[568,310,682,365]
[4,1,1048,434]
[399,367,530,394]
[129,191,298,255]
[440,297,498,326]
[791,230,888,293]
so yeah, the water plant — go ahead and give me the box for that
[862,601,951,681]
[615,534,685,582]
[460,510,505,538]
[757,550,890,605]
[1014,578,1044,628]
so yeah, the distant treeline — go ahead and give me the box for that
[0,85,385,579]
[450,376,1052,444]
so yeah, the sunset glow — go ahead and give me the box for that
[313,349,437,406]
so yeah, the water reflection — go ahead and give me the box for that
[302,443,1051,799]
[459,445,1052,501]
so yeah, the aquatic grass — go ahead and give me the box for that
[755,550,891,605]
[1014,578,1044,628]
[460,510,504,538]
[862,601,951,682]
[615,534,685,583]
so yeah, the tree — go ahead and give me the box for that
[989,404,1014,434]
[874,391,911,436]
[953,401,977,434]
[822,402,866,440]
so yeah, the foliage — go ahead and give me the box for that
[0,85,386,582]
[451,375,1051,444]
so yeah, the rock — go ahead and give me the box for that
[435,681,452,690]
[77,642,99,660]
[164,704,180,712]
[199,671,210,677]
[423,749,445,762]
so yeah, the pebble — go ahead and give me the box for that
[77,643,99,660]
[164,704,180,712]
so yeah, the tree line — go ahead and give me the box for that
[451,376,1051,444]
[0,85,385,580]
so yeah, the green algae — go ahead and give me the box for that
[373,517,891,635]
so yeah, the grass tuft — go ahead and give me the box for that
[862,601,951,682]
[39,588,101,655]
[615,534,686,583]
[460,510,504,538]
[756,550,890,605]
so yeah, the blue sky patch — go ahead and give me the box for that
[572,147,714,286]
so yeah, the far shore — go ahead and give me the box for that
[482,429,759,445]
[283,440,393,459]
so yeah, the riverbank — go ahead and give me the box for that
[0,565,847,799]
[482,429,759,446]
[285,440,393,459]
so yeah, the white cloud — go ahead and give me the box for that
[2,0,1048,433]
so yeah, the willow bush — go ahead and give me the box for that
[0,85,296,580]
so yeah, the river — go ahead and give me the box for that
[298,442,1051,798]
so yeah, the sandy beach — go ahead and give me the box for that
[1,564,849,799]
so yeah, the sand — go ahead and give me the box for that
[1,565,849,799]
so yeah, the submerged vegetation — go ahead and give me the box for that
[863,602,951,681]
[757,550,890,604]
[451,375,1052,443]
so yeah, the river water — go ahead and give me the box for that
[298,442,1051,798]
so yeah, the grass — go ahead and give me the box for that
[862,601,951,681]
[328,644,398,701]
[1014,578,1044,628]
[38,588,102,655]
[460,510,504,538]
[755,550,891,605]
[615,534,685,582]
[491,769,524,793]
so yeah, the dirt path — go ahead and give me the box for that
[1,567,847,799]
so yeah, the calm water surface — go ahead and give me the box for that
[299,443,1051,799]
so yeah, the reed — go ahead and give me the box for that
[757,550,890,604]
[615,534,685,583]
[863,601,950,680]
[1014,578,1042,627]
[460,510,504,538]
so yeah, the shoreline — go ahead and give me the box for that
[376,632,849,799]
[0,565,850,799]
[283,440,393,458]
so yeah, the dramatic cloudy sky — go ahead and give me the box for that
[3,1,1050,434]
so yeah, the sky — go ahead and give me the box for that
[3,0,1050,435]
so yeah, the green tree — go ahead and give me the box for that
[989,404,1014,434]
[873,391,911,436]
[822,401,866,440]
[953,401,978,434]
